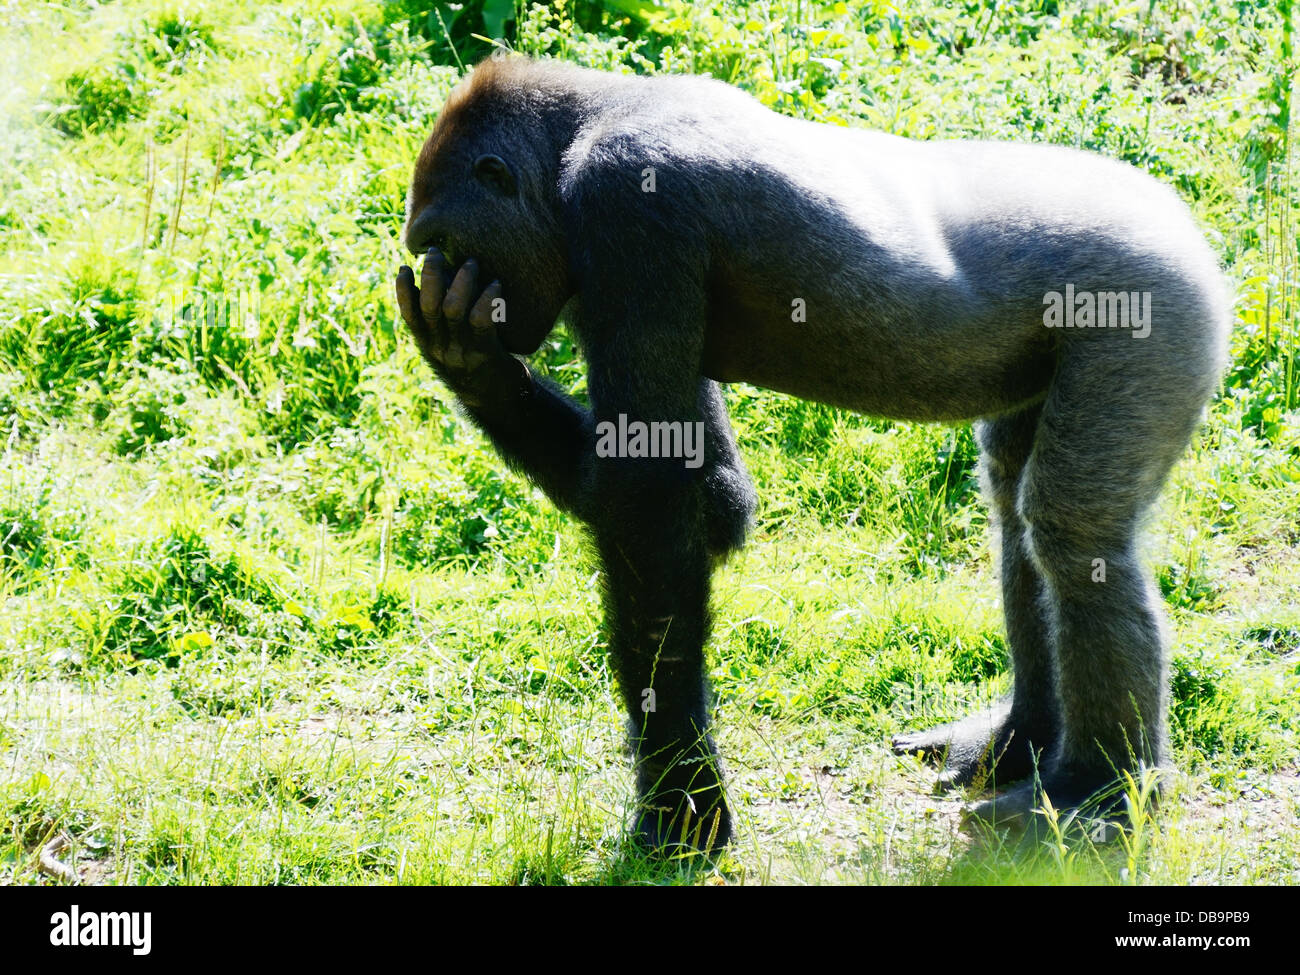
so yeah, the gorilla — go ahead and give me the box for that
[394,56,1229,851]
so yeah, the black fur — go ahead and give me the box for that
[396,57,1230,849]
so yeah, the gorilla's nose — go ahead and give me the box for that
[404,205,440,256]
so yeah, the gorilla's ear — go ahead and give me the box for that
[473,154,516,196]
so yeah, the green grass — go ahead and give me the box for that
[1,0,1298,885]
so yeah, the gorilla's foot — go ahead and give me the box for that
[963,765,1162,841]
[632,751,731,855]
[892,702,1056,792]
[634,795,731,855]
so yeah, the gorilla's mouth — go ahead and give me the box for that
[431,239,497,286]
[430,237,460,267]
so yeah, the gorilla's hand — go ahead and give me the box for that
[396,251,527,409]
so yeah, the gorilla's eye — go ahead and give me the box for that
[473,154,516,196]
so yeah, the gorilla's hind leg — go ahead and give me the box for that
[893,403,1060,790]
[968,331,1218,829]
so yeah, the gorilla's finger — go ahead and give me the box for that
[419,250,447,322]
[397,267,442,365]
[396,267,423,333]
[467,281,505,337]
[442,259,479,323]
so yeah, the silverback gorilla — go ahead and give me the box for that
[394,56,1229,851]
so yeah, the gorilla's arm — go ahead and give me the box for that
[394,254,755,556]
[396,255,596,523]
